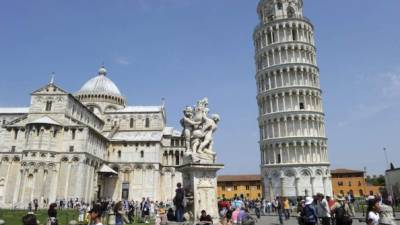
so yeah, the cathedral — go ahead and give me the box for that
[0,65,184,208]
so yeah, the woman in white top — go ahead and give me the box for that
[367,199,380,225]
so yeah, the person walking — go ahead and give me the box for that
[316,193,331,225]
[331,194,352,225]
[276,197,284,225]
[283,197,291,220]
[114,201,125,225]
[254,199,262,219]
[302,197,318,225]
[173,183,185,222]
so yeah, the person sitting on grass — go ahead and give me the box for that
[89,204,104,225]
[22,214,38,225]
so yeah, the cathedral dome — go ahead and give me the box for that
[78,65,122,96]
[75,65,126,110]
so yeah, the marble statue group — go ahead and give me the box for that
[180,98,220,164]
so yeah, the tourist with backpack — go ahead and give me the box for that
[331,194,352,225]
[301,197,318,225]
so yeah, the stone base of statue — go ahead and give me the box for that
[177,163,224,225]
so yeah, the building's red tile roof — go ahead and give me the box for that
[217,175,262,182]
[331,168,364,174]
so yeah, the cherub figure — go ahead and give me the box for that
[180,106,201,153]
[197,114,220,155]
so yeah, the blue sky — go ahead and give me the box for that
[1,0,400,175]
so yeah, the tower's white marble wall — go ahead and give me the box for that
[254,0,332,200]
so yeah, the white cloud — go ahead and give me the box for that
[338,69,400,126]
[115,56,131,65]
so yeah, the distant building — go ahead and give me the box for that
[217,175,262,200]
[331,169,382,197]
[385,165,400,198]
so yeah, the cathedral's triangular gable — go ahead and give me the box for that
[5,115,29,127]
[31,83,69,95]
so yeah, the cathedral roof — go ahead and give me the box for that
[28,116,61,126]
[77,65,123,97]
[113,106,163,113]
[0,107,29,114]
[105,131,163,142]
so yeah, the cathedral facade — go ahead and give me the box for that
[0,66,184,208]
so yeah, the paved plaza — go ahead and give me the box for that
[255,216,363,225]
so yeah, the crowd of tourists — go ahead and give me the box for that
[19,182,215,225]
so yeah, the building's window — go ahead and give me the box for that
[222,186,226,191]
[129,118,134,128]
[277,154,282,163]
[340,190,344,195]
[69,146,74,152]
[53,130,57,138]
[140,151,144,158]
[268,15,274,22]
[11,146,16,152]
[14,130,18,140]
[145,118,150,128]
[258,193,261,197]
[246,185,250,191]
[233,186,238,191]
[277,2,283,10]
[267,32,272,44]
[45,101,52,111]
[118,151,121,158]
[246,193,250,197]
[175,153,180,166]
[299,102,305,110]
[338,181,344,186]
[71,129,76,140]
[272,31,276,43]
[292,29,297,41]
[257,185,261,190]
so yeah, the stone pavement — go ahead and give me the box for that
[254,215,366,225]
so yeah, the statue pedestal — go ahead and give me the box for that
[177,163,224,224]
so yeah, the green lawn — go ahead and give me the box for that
[0,209,78,225]
[0,209,150,225]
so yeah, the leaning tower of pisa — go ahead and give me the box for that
[254,0,332,200]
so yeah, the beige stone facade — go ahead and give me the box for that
[0,66,184,208]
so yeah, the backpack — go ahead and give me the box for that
[303,205,316,224]
[335,204,352,225]
[335,205,346,221]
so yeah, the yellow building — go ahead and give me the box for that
[331,169,383,198]
[217,175,262,200]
